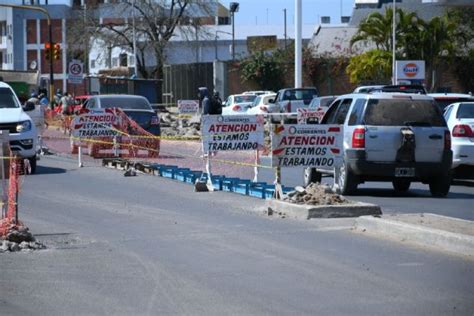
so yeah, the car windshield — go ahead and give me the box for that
[0,87,20,109]
[282,89,318,101]
[364,98,445,126]
[234,95,256,104]
[456,103,474,119]
[100,97,151,110]
[251,96,262,107]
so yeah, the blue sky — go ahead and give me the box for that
[220,0,356,26]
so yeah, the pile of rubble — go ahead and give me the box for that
[283,183,350,205]
[0,225,45,253]
[160,112,201,138]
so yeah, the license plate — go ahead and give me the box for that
[395,168,415,177]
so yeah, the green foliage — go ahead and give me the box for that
[240,51,284,91]
[346,49,392,85]
[351,7,395,51]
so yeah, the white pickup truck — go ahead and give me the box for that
[0,82,38,173]
[270,87,319,123]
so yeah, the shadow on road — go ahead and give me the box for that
[452,180,474,188]
[36,165,67,175]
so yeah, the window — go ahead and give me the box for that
[90,59,96,69]
[348,99,366,125]
[0,87,20,108]
[364,99,445,126]
[119,53,128,67]
[111,57,118,67]
[99,97,151,110]
[322,100,341,124]
[443,105,453,120]
[456,103,474,119]
[333,99,352,124]
[218,17,230,25]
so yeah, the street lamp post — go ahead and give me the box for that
[0,4,54,101]
[295,0,302,88]
[229,2,239,61]
[132,0,138,76]
[392,0,397,84]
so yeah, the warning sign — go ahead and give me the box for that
[178,100,199,115]
[202,115,265,153]
[71,109,121,138]
[271,124,342,168]
[68,59,84,85]
[297,108,326,124]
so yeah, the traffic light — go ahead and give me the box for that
[53,43,61,60]
[45,42,51,60]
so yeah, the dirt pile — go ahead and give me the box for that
[283,183,350,205]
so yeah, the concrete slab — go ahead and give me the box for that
[266,199,382,220]
[355,214,474,258]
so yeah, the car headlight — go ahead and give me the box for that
[16,120,32,132]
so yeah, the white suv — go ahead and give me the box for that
[0,82,38,173]
[304,93,452,197]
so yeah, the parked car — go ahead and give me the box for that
[443,102,474,179]
[0,81,38,173]
[246,93,277,116]
[354,84,427,94]
[79,95,160,157]
[303,92,452,197]
[242,90,275,96]
[306,95,338,124]
[272,87,319,123]
[222,94,257,115]
[428,93,474,111]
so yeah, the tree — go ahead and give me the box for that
[350,7,395,52]
[346,49,392,85]
[92,1,213,86]
[240,51,284,91]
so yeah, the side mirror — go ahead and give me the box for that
[23,101,35,112]
[268,98,275,104]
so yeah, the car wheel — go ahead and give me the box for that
[429,174,451,197]
[303,168,322,187]
[337,162,358,195]
[28,156,37,174]
[392,179,411,192]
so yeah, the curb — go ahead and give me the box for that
[354,215,474,257]
[266,199,382,220]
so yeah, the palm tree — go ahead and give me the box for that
[350,7,394,52]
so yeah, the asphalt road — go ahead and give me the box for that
[256,157,474,221]
[0,155,473,315]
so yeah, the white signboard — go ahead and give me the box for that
[178,100,199,115]
[396,60,425,80]
[297,108,326,124]
[71,109,121,138]
[202,115,265,153]
[68,59,84,84]
[271,124,342,168]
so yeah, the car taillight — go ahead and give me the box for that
[452,124,473,137]
[260,106,268,112]
[232,105,241,111]
[151,115,159,125]
[352,127,365,149]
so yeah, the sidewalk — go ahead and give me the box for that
[354,213,474,258]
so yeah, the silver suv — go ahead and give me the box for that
[304,93,452,197]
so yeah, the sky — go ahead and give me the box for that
[220,0,356,26]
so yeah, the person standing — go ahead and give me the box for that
[209,91,223,115]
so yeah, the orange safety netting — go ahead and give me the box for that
[1,155,24,237]
[70,108,160,159]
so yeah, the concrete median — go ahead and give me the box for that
[266,199,382,220]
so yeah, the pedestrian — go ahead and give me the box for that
[201,89,211,115]
[27,91,39,106]
[209,91,223,115]
[60,92,74,115]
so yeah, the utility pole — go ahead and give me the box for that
[283,8,287,49]
[132,0,138,76]
[295,0,302,88]
[0,4,55,102]
[392,0,397,84]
